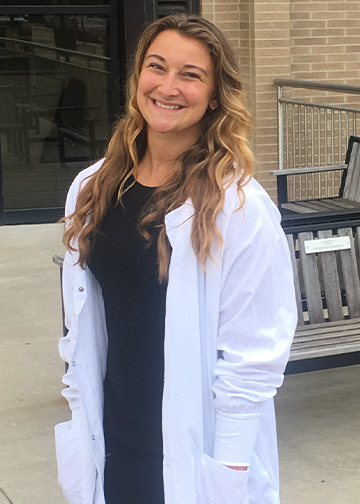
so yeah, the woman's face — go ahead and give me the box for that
[137,29,216,139]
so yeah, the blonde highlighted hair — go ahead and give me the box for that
[63,13,253,281]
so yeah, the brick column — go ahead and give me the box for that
[252,1,292,199]
[202,1,292,200]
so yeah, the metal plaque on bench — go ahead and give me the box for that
[304,236,351,254]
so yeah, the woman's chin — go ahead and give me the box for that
[147,123,178,135]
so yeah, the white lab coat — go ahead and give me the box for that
[55,159,297,504]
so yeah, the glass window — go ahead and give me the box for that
[0,14,111,212]
[3,1,109,6]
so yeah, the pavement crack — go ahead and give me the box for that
[0,486,13,504]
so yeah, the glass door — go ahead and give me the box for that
[0,0,200,224]
[0,2,120,223]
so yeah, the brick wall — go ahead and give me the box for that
[290,0,360,116]
[201,0,360,201]
[291,1,360,85]
[201,0,240,59]
[251,1,292,196]
[201,0,255,114]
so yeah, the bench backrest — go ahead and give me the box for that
[286,226,360,326]
[27,73,66,112]
[0,84,20,123]
[342,136,360,202]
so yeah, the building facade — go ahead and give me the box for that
[0,0,359,223]
[0,0,199,224]
[202,0,360,199]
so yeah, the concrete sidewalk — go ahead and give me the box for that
[0,223,359,504]
[276,365,360,503]
[0,223,68,504]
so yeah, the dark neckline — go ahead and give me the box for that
[131,174,159,190]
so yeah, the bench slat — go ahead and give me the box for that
[298,200,341,211]
[353,143,360,203]
[282,199,360,213]
[289,342,360,361]
[292,201,329,212]
[308,200,346,210]
[320,198,360,209]
[296,319,360,336]
[292,340,360,357]
[298,231,324,323]
[281,202,316,213]
[356,228,360,269]
[294,328,360,343]
[317,229,344,321]
[343,141,360,202]
[329,199,360,208]
[286,234,304,325]
[338,228,360,318]
[292,332,360,344]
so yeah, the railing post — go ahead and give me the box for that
[277,84,284,170]
[273,78,360,200]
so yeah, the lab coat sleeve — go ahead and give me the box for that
[55,163,105,504]
[58,171,85,416]
[212,188,297,466]
[55,180,90,503]
[58,160,105,414]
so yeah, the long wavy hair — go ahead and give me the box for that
[63,14,253,281]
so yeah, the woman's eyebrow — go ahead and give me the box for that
[145,54,208,76]
[183,64,208,76]
[145,54,165,62]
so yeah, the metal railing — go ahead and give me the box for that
[274,79,360,200]
[0,36,110,73]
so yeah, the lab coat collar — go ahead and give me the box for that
[164,199,194,248]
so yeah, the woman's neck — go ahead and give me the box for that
[135,128,199,187]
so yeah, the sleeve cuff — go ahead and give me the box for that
[213,411,261,466]
[216,461,250,468]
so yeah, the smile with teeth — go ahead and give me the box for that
[153,99,183,110]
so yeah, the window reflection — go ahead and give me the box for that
[0,14,110,211]
[3,0,109,5]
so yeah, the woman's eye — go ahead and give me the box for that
[149,63,163,70]
[183,72,201,80]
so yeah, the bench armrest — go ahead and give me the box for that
[271,164,347,205]
[52,254,64,268]
[270,164,347,177]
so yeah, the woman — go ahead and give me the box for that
[55,13,297,504]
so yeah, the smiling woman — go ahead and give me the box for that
[136,30,217,146]
[55,14,297,504]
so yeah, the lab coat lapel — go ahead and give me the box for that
[163,201,204,504]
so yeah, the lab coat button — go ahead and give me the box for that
[92,434,96,440]
[72,360,76,367]
[78,286,85,292]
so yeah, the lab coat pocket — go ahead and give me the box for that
[196,453,250,504]
[55,420,96,504]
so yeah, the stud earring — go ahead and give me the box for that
[209,105,215,111]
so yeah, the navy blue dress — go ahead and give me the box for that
[88,179,167,504]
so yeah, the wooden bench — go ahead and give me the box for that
[19,73,67,134]
[271,136,360,232]
[0,83,31,164]
[57,118,108,163]
[55,77,108,163]
[54,226,360,366]
[286,226,360,361]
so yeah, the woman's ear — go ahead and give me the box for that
[208,96,219,111]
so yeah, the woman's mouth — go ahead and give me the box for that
[153,99,183,110]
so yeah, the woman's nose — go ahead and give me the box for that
[158,73,179,97]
